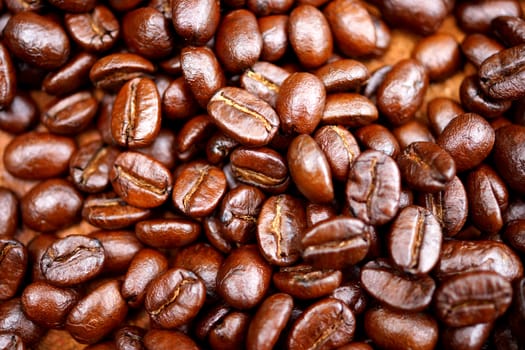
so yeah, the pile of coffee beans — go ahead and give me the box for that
[0,0,524,349]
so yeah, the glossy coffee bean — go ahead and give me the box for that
[175,115,214,161]
[493,125,525,194]
[461,33,504,68]
[197,306,250,349]
[354,123,400,158]
[503,220,525,253]
[315,59,369,93]
[440,322,493,350]
[89,230,143,274]
[305,203,337,228]
[460,75,511,118]
[240,61,290,108]
[145,268,206,328]
[480,45,525,96]
[137,129,177,170]
[135,218,200,249]
[66,280,128,344]
[42,91,99,135]
[0,92,38,134]
[162,77,199,120]
[492,15,525,47]
[0,333,24,350]
[346,150,401,225]
[392,120,435,150]
[143,329,198,350]
[110,151,172,209]
[0,42,15,109]
[0,239,27,301]
[412,33,461,81]
[258,15,288,62]
[40,235,105,287]
[0,298,45,346]
[114,325,145,350]
[321,93,378,128]
[455,0,522,33]
[0,188,18,238]
[427,97,464,135]
[273,264,342,300]
[172,0,220,46]
[43,52,97,96]
[90,53,154,92]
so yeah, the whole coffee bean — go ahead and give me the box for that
[288,134,334,203]
[302,217,370,269]
[114,325,145,350]
[492,15,525,47]
[246,293,293,350]
[288,5,332,68]
[258,15,288,62]
[460,75,512,118]
[435,271,512,327]
[208,87,280,147]
[143,329,199,350]
[306,203,337,227]
[135,218,201,249]
[203,216,234,254]
[4,132,77,180]
[330,281,368,315]
[377,59,428,125]
[412,33,461,81]
[136,129,177,170]
[176,114,216,161]
[4,11,70,70]
[162,77,199,120]
[145,268,206,328]
[440,322,493,350]
[26,234,56,283]
[0,333,24,350]
[172,0,220,46]
[0,188,18,238]
[503,220,525,253]
[324,0,376,57]
[247,0,293,15]
[0,298,45,346]
[0,92,38,134]
[437,113,495,172]
[21,282,79,329]
[455,0,522,33]
[83,191,152,230]
[240,61,290,108]
[273,264,342,299]
[0,239,27,301]
[111,77,161,148]
[40,235,105,287]
[257,194,305,266]
[388,205,442,274]
[461,33,504,68]
[397,141,456,192]
[197,306,250,349]
[172,161,227,217]
[215,9,262,73]
[315,59,369,93]
[110,151,172,209]
[43,52,97,96]
[376,0,449,34]
[65,5,120,53]
[21,179,83,232]
[363,65,392,99]
[66,280,128,344]
[364,306,438,350]
[321,93,378,128]
[122,7,174,59]
[42,91,99,135]
[354,123,400,158]
[217,245,272,309]
[346,150,401,225]
[392,120,435,150]
[493,125,525,194]
[89,230,142,274]
[287,298,355,350]
[427,97,464,135]
[121,248,168,308]
[230,146,289,193]
[0,42,15,109]
[436,240,523,282]
[90,53,154,92]
[361,259,436,311]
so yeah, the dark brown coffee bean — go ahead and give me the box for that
[217,245,272,309]
[0,42,15,109]
[0,92,38,134]
[21,179,83,232]
[114,325,145,350]
[65,5,120,53]
[162,77,199,120]
[440,322,493,350]
[273,264,342,299]
[172,0,219,46]
[397,141,456,192]
[0,188,18,238]
[4,12,70,70]
[143,329,198,350]
[83,192,152,230]
[135,218,201,249]
[427,97,464,135]
[198,307,250,350]
[346,150,401,225]
[176,114,216,162]
[361,259,436,312]
[90,53,154,92]
[240,61,290,108]
[43,52,97,97]
[437,113,495,172]
[145,268,206,328]
[330,281,368,315]
[287,298,355,350]
[493,125,525,194]
[89,230,143,274]
[362,65,392,99]
[503,220,525,253]
[288,5,332,68]
[492,15,525,47]
[0,333,24,350]
[66,280,128,344]
[122,7,174,59]
[315,59,370,93]
[389,205,442,274]
[364,306,438,350]
[110,152,172,209]
[42,91,98,135]
[460,75,512,118]
[377,59,428,125]
[172,161,227,217]
[392,120,436,150]
[436,240,523,282]
[0,298,45,346]
[247,0,293,15]
[258,15,288,62]
[376,0,448,34]
[321,93,378,128]
[0,239,27,301]
[27,234,56,283]
[47,0,95,12]
[412,33,461,81]
[354,123,400,158]
[4,132,77,180]
[136,129,177,170]
[455,0,522,33]
[435,271,512,327]
[121,248,168,308]
[21,282,79,329]
[40,235,105,287]
[461,33,504,68]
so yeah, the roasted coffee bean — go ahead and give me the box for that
[136,129,177,170]
[305,203,337,228]
[114,325,145,350]
[208,87,280,146]
[412,33,461,81]
[196,305,250,349]
[365,306,438,350]
[230,146,289,193]
[503,220,525,253]
[21,282,79,329]
[455,0,522,33]
[392,120,435,150]
[436,239,523,281]
[330,281,368,315]
[203,216,233,254]
[493,125,525,194]
[388,205,442,274]
[172,0,220,46]
[427,97,464,135]
[135,218,200,249]
[0,42,15,109]
[437,113,495,172]
[361,259,436,312]
[40,235,105,287]
[346,150,401,225]
[217,245,272,309]
[246,293,293,350]
[110,152,172,209]
[162,77,199,120]
[145,268,206,328]
[287,298,355,350]
[315,59,369,93]
[258,15,288,62]
[461,33,504,68]
[0,333,24,350]
[301,217,369,269]
[65,5,120,53]
[354,123,400,158]
[121,248,168,308]
[240,61,290,108]
[176,115,215,161]
[288,5,332,68]
[0,187,18,238]
[397,141,456,192]
[363,65,392,99]
[66,280,128,344]
[43,52,97,96]
[440,322,493,350]
[0,298,45,346]
[321,93,378,128]
[0,92,38,134]
[89,230,142,274]
[4,11,70,70]
[492,15,525,47]
[273,264,342,299]
[460,75,512,118]
[247,0,293,15]
[47,0,95,12]
[143,329,198,350]
[435,271,513,327]
[42,91,98,135]
[0,239,27,301]
[90,53,154,92]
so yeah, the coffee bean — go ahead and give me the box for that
[135,218,201,249]
[412,33,461,81]
[172,0,220,46]
[0,298,45,346]
[460,75,512,118]
[196,306,250,349]
[427,97,464,135]
[0,187,18,238]
[493,125,525,194]
[0,92,38,134]
[321,93,378,128]
[114,325,145,350]
[90,53,154,92]
[240,61,290,108]
[273,264,342,300]
[461,33,504,68]
[492,15,525,47]
[354,123,400,158]
[258,15,288,62]
[43,91,99,135]
[0,42,15,109]
[0,333,24,350]
[89,230,142,274]
[392,120,436,150]
[176,114,215,161]
[440,322,493,350]
[455,0,522,33]
[143,329,199,350]
[503,220,525,253]
[315,59,370,93]
[0,239,27,301]
[43,52,97,96]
